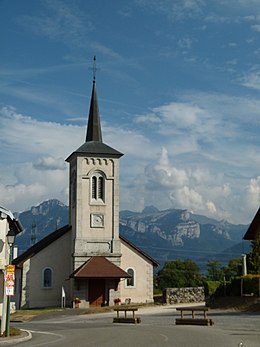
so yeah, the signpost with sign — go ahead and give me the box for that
[5,265,15,296]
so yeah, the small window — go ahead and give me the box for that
[126,268,135,287]
[91,172,105,203]
[98,176,104,199]
[43,268,53,288]
[92,176,97,199]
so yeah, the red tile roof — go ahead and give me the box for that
[70,256,131,279]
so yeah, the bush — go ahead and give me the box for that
[204,280,222,297]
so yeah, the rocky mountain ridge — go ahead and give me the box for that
[14,199,250,271]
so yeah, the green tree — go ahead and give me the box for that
[247,236,260,274]
[156,259,203,290]
[224,257,242,279]
[207,259,225,281]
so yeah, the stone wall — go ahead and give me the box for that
[163,287,205,304]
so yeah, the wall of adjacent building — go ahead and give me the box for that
[0,217,9,316]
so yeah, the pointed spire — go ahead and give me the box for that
[85,57,102,143]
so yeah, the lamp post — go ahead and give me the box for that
[5,229,16,337]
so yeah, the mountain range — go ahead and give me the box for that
[14,199,251,272]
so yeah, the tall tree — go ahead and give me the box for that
[207,259,224,281]
[224,257,242,279]
[247,236,260,274]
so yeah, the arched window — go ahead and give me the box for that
[126,268,135,287]
[42,267,53,288]
[91,172,105,203]
[98,176,104,199]
[92,176,97,199]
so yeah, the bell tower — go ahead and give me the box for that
[66,62,123,271]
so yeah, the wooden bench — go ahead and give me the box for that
[113,306,141,324]
[176,306,213,326]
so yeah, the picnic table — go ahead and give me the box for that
[113,306,141,324]
[176,306,213,326]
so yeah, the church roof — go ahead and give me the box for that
[13,224,71,266]
[12,224,159,269]
[243,207,260,240]
[70,256,131,279]
[120,234,159,267]
[66,77,123,162]
[67,140,123,159]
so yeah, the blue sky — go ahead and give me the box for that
[0,0,259,224]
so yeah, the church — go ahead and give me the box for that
[13,72,158,309]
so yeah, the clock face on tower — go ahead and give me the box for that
[91,214,104,227]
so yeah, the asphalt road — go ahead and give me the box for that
[11,306,260,347]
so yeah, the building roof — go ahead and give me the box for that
[0,205,23,236]
[13,224,71,267]
[12,224,159,269]
[66,141,123,160]
[120,234,159,267]
[243,207,260,240]
[70,256,131,279]
[66,78,123,162]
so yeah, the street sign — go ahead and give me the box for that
[5,265,15,296]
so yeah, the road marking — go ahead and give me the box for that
[160,334,169,342]
[25,330,65,346]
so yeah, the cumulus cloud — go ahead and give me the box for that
[34,156,66,171]
[121,145,259,224]
[152,102,205,128]
[1,91,259,224]
[0,159,69,212]
[246,176,260,208]
[0,106,83,160]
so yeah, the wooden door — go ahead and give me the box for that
[89,279,105,307]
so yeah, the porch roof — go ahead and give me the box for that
[70,256,131,279]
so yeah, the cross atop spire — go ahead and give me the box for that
[92,56,98,82]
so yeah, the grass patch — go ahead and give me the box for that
[10,326,22,336]
[11,307,66,321]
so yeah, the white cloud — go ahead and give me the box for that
[33,156,66,171]
[170,186,204,211]
[121,143,258,224]
[1,87,259,224]
[152,102,206,128]
[239,69,260,90]
[0,106,83,159]
[246,176,260,208]
[206,201,217,213]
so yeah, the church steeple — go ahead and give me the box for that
[85,80,102,142]
[66,57,123,162]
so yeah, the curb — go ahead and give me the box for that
[0,329,32,345]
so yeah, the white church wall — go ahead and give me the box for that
[21,232,72,308]
[120,241,154,304]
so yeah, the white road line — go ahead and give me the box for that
[25,330,65,346]
[160,334,169,342]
